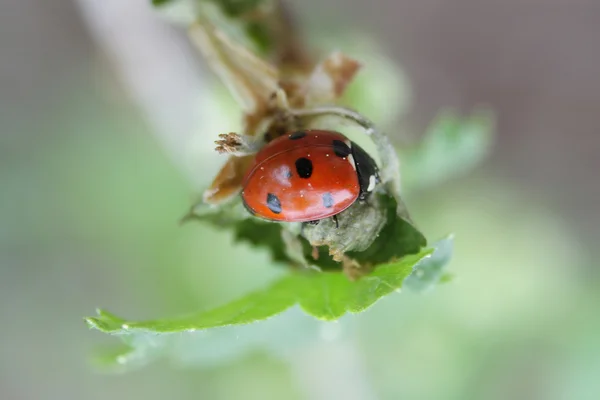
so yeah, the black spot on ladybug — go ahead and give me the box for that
[322,192,334,208]
[266,193,282,214]
[295,157,313,178]
[332,140,351,158]
[289,131,307,140]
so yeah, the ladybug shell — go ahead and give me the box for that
[241,130,362,222]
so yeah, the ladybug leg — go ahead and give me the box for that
[215,132,264,156]
[332,214,339,228]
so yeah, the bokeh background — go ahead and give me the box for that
[1,1,599,399]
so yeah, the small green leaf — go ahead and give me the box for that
[401,109,495,190]
[86,245,440,370]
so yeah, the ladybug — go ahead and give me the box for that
[241,129,380,223]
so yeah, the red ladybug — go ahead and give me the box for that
[241,129,379,223]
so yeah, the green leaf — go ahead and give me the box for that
[401,108,495,190]
[86,245,440,370]
[87,249,431,332]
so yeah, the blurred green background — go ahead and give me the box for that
[1,1,599,399]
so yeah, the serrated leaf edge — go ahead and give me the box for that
[86,248,433,335]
